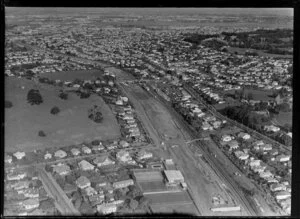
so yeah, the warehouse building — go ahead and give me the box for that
[163,170,185,184]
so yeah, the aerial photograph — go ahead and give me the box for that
[4,7,293,216]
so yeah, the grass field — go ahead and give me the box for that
[274,112,292,127]
[5,77,121,152]
[227,47,292,59]
[145,191,192,205]
[225,88,274,101]
[150,203,198,215]
[42,69,104,81]
[139,181,167,193]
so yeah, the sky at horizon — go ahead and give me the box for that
[5,7,293,17]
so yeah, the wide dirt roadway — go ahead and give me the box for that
[118,81,253,216]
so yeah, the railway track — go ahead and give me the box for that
[146,84,259,216]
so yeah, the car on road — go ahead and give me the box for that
[171,145,179,148]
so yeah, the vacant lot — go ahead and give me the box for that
[5,77,121,152]
[42,69,104,81]
[145,191,192,205]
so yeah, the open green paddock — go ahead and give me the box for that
[5,77,121,153]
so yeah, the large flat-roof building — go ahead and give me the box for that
[163,170,185,184]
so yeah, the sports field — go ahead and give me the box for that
[5,77,121,152]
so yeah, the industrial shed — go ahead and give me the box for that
[163,170,185,184]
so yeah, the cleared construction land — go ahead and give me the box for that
[5,77,121,152]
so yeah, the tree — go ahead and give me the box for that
[65,175,76,185]
[5,100,13,108]
[247,92,253,100]
[27,89,43,105]
[45,164,53,172]
[277,103,290,112]
[50,106,60,115]
[80,91,91,99]
[79,202,94,215]
[91,140,100,146]
[88,105,103,123]
[129,199,139,211]
[126,185,142,198]
[114,189,124,200]
[40,199,55,212]
[137,196,150,209]
[59,91,68,100]
[38,130,46,137]
[74,198,82,210]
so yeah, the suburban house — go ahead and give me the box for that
[270,183,286,192]
[76,176,91,189]
[234,150,249,160]
[221,135,232,142]
[44,152,52,160]
[84,186,98,197]
[97,203,117,215]
[275,191,291,201]
[136,150,153,160]
[82,146,92,154]
[10,181,30,190]
[259,170,273,179]
[5,154,13,163]
[22,198,39,210]
[276,154,291,162]
[112,179,134,189]
[237,132,251,140]
[248,159,261,167]
[119,140,130,148]
[78,160,95,171]
[264,125,280,133]
[89,194,105,207]
[71,148,81,156]
[53,163,71,176]
[260,144,273,151]
[227,140,239,151]
[13,151,26,160]
[116,150,132,162]
[7,172,27,181]
[92,145,105,152]
[54,150,67,159]
[93,155,115,167]
[23,188,39,198]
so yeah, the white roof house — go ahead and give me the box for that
[164,170,185,184]
[237,132,251,140]
[54,150,67,159]
[78,160,95,171]
[221,135,232,142]
[13,151,26,160]
[275,191,291,201]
